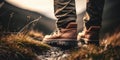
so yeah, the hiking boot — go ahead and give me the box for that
[77,26,100,46]
[43,22,77,47]
[77,0,105,46]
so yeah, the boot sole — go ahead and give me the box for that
[79,38,99,46]
[43,39,78,48]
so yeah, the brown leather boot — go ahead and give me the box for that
[77,26,100,45]
[77,0,105,46]
[43,22,77,47]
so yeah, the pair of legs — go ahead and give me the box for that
[43,0,105,46]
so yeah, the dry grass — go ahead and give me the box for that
[69,32,120,60]
[0,32,51,60]
[0,29,120,60]
[27,30,44,41]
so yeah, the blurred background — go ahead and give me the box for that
[0,0,120,38]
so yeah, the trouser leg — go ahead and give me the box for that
[54,0,77,28]
[85,0,105,29]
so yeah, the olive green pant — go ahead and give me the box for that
[54,0,105,29]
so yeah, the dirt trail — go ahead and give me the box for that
[36,46,79,60]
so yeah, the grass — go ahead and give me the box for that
[69,32,120,60]
[0,32,51,60]
[0,29,120,60]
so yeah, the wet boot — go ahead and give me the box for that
[78,0,105,46]
[43,22,77,47]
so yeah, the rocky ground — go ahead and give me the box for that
[36,47,72,60]
[35,42,81,60]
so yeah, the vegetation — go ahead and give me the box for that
[0,32,50,60]
[0,28,120,60]
[69,32,120,60]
